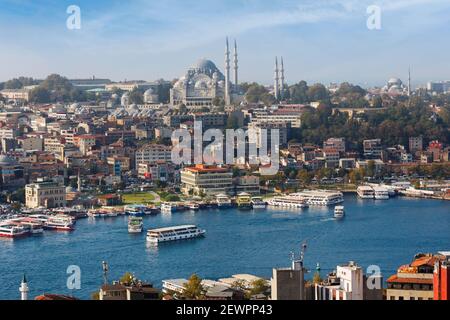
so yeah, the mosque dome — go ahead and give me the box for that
[195,59,217,71]
[388,78,402,86]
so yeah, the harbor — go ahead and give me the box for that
[0,195,448,299]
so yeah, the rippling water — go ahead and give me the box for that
[0,195,449,299]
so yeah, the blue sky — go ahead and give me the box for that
[0,0,449,86]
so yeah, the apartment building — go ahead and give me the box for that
[135,144,172,167]
[181,164,233,196]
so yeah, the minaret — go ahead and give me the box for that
[274,57,280,100]
[408,67,411,97]
[225,37,231,105]
[20,274,29,301]
[279,57,285,100]
[77,170,81,192]
[233,39,238,88]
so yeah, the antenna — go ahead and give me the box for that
[300,241,307,263]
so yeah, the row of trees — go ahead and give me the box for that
[296,98,449,150]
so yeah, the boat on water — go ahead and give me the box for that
[128,217,143,233]
[373,186,390,200]
[267,196,309,209]
[0,224,29,238]
[44,216,74,231]
[236,193,252,210]
[188,203,200,211]
[146,225,205,244]
[124,205,146,216]
[161,203,179,213]
[289,190,344,206]
[334,206,345,219]
[17,220,44,234]
[357,186,375,199]
[251,197,267,209]
[215,194,233,209]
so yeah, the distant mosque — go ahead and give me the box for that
[170,38,244,108]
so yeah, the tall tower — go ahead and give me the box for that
[233,39,238,88]
[279,57,285,100]
[274,57,280,100]
[225,37,231,105]
[77,170,81,192]
[408,67,412,97]
[20,274,29,301]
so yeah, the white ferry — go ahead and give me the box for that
[291,190,344,206]
[44,216,74,231]
[373,186,390,200]
[161,203,179,213]
[128,217,143,233]
[0,224,29,238]
[188,203,200,211]
[268,196,309,209]
[251,197,267,209]
[216,194,233,208]
[334,206,345,219]
[146,225,205,244]
[357,186,375,199]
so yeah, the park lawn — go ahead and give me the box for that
[122,192,155,204]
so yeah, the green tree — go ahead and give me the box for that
[183,274,204,300]
[248,279,269,297]
[120,272,134,285]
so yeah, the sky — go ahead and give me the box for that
[0,0,449,87]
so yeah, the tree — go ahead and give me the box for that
[120,272,134,285]
[313,272,322,284]
[248,279,269,297]
[183,274,204,300]
[307,83,329,101]
[129,88,144,105]
[367,160,375,177]
[289,81,309,103]
[29,87,51,103]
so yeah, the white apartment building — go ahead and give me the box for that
[315,262,364,300]
[135,144,172,166]
[181,165,233,196]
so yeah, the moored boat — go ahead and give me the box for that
[236,193,252,210]
[215,194,233,209]
[44,216,74,231]
[357,186,375,199]
[251,197,267,209]
[0,224,29,238]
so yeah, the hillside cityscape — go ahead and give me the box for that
[0,0,449,305]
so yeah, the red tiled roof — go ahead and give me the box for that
[387,275,433,285]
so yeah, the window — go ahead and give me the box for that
[398,296,404,300]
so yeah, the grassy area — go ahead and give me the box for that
[122,192,155,204]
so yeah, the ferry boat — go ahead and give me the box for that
[188,203,200,211]
[0,224,29,238]
[291,190,344,206]
[373,186,389,200]
[161,203,178,213]
[357,186,375,199]
[215,194,233,209]
[251,197,267,209]
[128,217,143,233]
[124,205,146,216]
[268,196,309,209]
[44,216,74,231]
[334,206,345,219]
[236,193,252,210]
[146,225,205,244]
[17,220,44,234]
